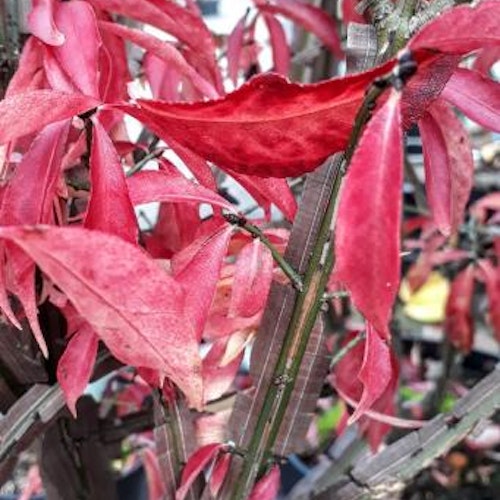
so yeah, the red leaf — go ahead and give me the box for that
[142,447,167,500]
[85,119,137,243]
[335,91,403,336]
[43,47,78,93]
[248,465,280,500]
[409,0,500,55]
[143,52,182,101]
[477,260,500,342]
[28,0,65,46]
[255,0,342,57]
[262,13,291,76]
[172,225,233,340]
[471,192,500,223]
[118,61,393,178]
[98,21,218,99]
[442,68,500,133]
[418,98,473,235]
[202,339,244,403]
[230,239,274,318]
[127,170,236,213]
[445,264,475,353]
[348,324,392,424]
[0,90,99,144]
[209,452,232,497]
[473,46,500,76]
[175,443,224,500]
[57,322,98,416]
[227,12,248,85]
[6,38,45,97]
[0,226,203,408]
[51,1,102,99]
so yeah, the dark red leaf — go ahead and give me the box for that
[335,90,403,336]
[418,98,473,235]
[28,0,65,46]
[0,90,99,144]
[230,239,274,318]
[175,443,224,500]
[57,322,98,416]
[0,226,203,408]
[255,0,342,57]
[409,0,500,55]
[248,465,280,500]
[118,61,393,178]
[442,68,500,133]
[445,264,475,353]
[52,1,102,99]
[85,119,137,243]
[172,225,233,340]
[98,21,218,99]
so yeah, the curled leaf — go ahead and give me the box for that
[28,0,65,46]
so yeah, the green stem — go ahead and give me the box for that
[126,148,166,177]
[330,331,366,369]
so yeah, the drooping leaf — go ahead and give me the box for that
[255,0,342,57]
[85,119,137,243]
[28,0,65,46]
[227,12,248,85]
[445,264,475,353]
[409,0,500,55]
[98,21,218,99]
[441,68,500,133]
[0,226,203,408]
[0,90,99,144]
[248,465,280,500]
[262,12,291,76]
[175,443,224,500]
[348,324,392,423]
[335,90,403,336]
[127,170,236,213]
[118,61,393,177]
[172,225,233,340]
[57,322,98,416]
[52,1,102,99]
[418,98,473,235]
[230,239,274,318]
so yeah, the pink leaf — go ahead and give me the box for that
[442,68,500,133]
[127,170,236,213]
[0,226,203,408]
[57,323,98,416]
[172,225,233,340]
[6,38,45,97]
[255,0,342,57]
[0,90,99,144]
[248,465,280,500]
[51,1,102,98]
[227,12,248,85]
[28,0,65,46]
[98,21,218,99]
[477,260,500,343]
[230,239,274,318]
[409,0,500,55]
[473,46,500,76]
[335,91,403,336]
[176,443,224,500]
[418,98,473,235]
[143,52,182,101]
[117,61,394,178]
[262,13,291,76]
[445,264,475,353]
[142,447,167,500]
[471,193,500,223]
[209,453,232,497]
[85,119,137,243]
[43,47,78,93]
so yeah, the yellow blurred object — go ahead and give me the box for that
[399,271,450,323]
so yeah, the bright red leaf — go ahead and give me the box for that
[418,98,473,236]
[335,90,403,336]
[119,61,393,178]
[255,0,342,57]
[262,13,290,76]
[441,68,500,134]
[0,226,203,408]
[176,443,224,500]
[248,464,280,500]
[227,12,248,85]
[445,264,475,353]
[85,119,137,243]
[0,90,99,145]
[28,0,65,46]
[57,322,99,416]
